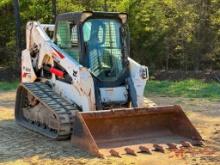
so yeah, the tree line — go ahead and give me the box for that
[0,0,220,71]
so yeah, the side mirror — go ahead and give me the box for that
[139,65,149,80]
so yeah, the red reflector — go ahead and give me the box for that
[22,72,29,78]
[50,67,64,77]
[52,48,64,59]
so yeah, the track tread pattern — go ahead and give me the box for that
[16,82,77,140]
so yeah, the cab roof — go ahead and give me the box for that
[56,11,128,24]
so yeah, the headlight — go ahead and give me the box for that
[118,13,128,24]
[139,66,149,80]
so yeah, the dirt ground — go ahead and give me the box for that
[0,91,219,165]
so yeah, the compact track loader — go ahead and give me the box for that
[15,11,202,158]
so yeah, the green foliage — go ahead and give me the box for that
[20,0,53,23]
[0,1,17,67]
[0,0,220,71]
[0,81,18,91]
[145,80,220,100]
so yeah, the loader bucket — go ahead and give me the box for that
[71,105,202,158]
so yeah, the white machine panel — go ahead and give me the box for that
[99,86,128,103]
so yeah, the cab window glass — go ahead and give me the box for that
[56,21,79,61]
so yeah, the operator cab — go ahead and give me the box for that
[83,17,127,83]
[55,11,130,109]
[55,11,129,84]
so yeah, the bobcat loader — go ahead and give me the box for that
[15,11,202,158]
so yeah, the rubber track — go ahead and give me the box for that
[16,82,77,140]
